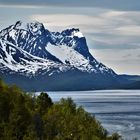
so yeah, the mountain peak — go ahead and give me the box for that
[73,30,84,38]
[61,28,84,38]
[27,21,45,36]
[14,21,22,29]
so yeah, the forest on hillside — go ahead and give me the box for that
[0,80,121,140]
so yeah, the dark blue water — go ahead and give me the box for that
[46,90,140,140]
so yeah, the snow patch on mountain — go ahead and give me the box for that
[47,43,95,72]
[73,30,84,38]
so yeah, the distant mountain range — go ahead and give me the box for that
[119,75,140,89]
[0,21,139,91]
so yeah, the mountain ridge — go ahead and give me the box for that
[0,21,137,91]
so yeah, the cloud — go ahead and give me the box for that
[0,4,42,9]
[90,48,140,74]
[30,13,115,28]
[101,11,127,17]
[31,14,93,28]
[115,25,140,36]
[1,0,140,11]
[30,13,117,32]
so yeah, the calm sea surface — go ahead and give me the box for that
[47,90,140,139]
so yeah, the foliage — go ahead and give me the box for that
[0,80,121,140]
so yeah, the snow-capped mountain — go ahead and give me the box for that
[0,39,73,77]
[0,21,120,91]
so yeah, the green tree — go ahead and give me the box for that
[36,92,53,115]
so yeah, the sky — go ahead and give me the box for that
[0,0,140,75]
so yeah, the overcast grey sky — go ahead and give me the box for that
[0,0,140,75]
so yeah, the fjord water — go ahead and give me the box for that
[48,90,140,139]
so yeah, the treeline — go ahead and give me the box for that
[0,80,121,140]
